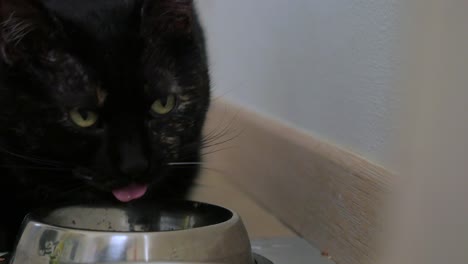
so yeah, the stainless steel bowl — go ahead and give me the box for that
[10,201,270,264]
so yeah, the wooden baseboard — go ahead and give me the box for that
[203,100,392,264]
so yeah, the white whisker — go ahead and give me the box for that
[167,162,205,166]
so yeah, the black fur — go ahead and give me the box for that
[0,0,210,252]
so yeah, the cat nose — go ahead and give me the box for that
[120,158,149,176]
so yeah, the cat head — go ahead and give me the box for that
[0,0,210,202]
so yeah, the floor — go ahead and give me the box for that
[191,170,334,264]
[252,238,335,264]
[190,170,294,239]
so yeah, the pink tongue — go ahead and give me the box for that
[112,183,148,202]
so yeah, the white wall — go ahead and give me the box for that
[196,0,402,168]
[197,2,468,263]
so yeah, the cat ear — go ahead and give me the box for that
[141,0,194,35]
[0,0,55,65]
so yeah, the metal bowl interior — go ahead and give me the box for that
[31,201,234,232]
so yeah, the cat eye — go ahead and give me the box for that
[69,108,99,128]
[151,95,177,115]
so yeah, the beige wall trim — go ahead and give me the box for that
[204,99,392,264]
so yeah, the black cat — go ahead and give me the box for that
[0,0,210,253]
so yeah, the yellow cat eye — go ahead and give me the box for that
[69,108,99,128]
[151,95,177,115]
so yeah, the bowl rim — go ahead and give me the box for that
[21,200,239,234]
